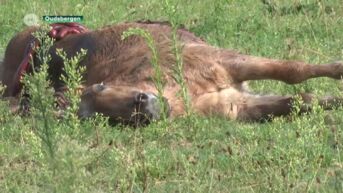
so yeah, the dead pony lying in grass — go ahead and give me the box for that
[1,21,343,125]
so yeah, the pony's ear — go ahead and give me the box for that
[76,85,86,95]
[56,84,86,95]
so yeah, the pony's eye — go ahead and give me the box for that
[93,83,106,93]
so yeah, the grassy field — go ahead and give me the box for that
[1,0,343,192]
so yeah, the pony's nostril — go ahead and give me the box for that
[135,92,149,103]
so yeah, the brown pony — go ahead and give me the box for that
[1,21,343,124]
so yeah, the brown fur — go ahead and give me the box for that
[2,21,343,122]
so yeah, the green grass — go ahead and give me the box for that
[1,0,343,192]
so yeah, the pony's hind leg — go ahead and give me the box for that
[220,49,343,84]
[237,93,343,122]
